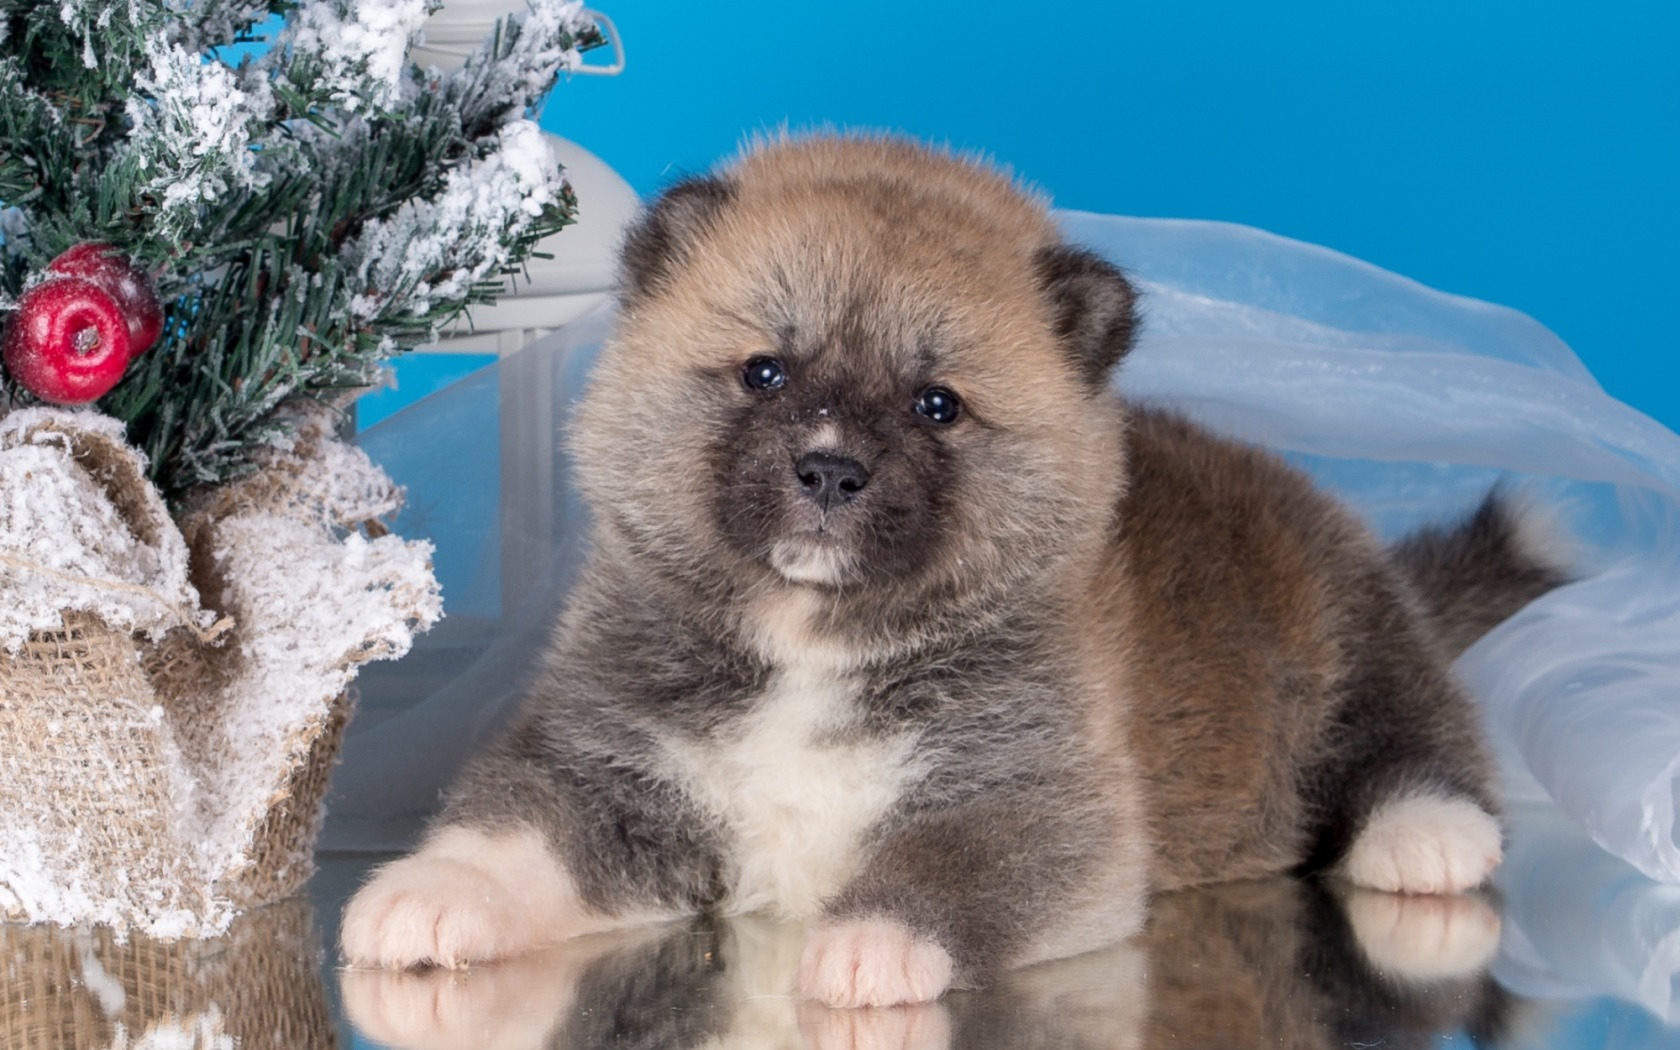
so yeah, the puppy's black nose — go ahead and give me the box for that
[796,451,870,511]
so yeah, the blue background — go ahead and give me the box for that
[349,10,1678,1045]
[538,0,1679,433]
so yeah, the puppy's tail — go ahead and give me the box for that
[1389,490,1572,659]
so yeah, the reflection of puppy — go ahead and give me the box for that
[341,135,1566,1006]
[1141,880,1518,1050]
[340,889,1512,1050]
[342,922,727,1050]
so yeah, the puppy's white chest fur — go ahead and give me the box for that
[663,661,919,919]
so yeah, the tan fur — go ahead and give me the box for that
[581,132,1497,950]
[573,135,1125,646]
[741,587,860,669]
[1093,410,1360,887]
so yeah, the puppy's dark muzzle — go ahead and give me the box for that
[796,451,870,513]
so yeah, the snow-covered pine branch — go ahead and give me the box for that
[448,0,598,129]
[0,0,605,498]
[122,39,273,245]
[275,0,435,114]
[0,61,57,202]
[344,118,567,324]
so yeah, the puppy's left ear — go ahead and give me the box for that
[1035,245,1140,387]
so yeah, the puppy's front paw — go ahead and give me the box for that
[341,826,589,970]
[1341,795,1502,895]
[341,853,532,970]
[798,918,955,1008]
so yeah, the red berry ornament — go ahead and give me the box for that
[3,279,134,405]
[47,243,165,355]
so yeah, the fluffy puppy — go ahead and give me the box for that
[341,135,1565,1007]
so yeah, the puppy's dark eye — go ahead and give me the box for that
[742,356,787,391]
[914,386,961,425]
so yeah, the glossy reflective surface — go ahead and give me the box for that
[5,805,1679,1049]
[0,898,333,1049]
[333,880,1510,1050]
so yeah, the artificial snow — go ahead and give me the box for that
[164,0,279,57]
[54,0,110,67]
[125,41,269,243]
[346,118,565,320]
[449,0,596,113]
[77,943,128,1017]
[282,0,433,113]
[0,406,440,937]
[0,408,202,653]
[182,408,442,889]
[108,1010,234,1050]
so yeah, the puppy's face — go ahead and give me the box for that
[573,138,1139,617]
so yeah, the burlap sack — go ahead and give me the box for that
[0,613,203,928]
[0,406,439,937]
[0,415,209,932]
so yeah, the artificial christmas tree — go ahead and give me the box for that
[0,0,602,497]
[0,0,605,935]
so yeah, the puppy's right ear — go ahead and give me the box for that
[618,176,736,304]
